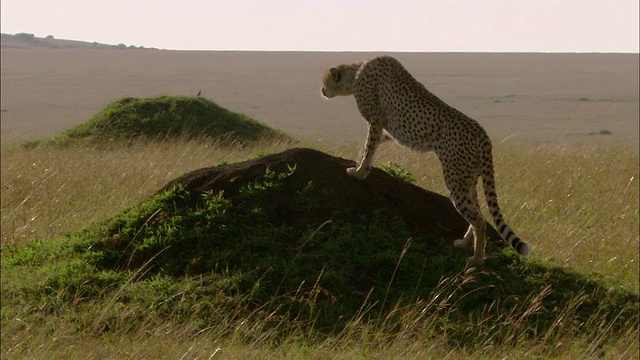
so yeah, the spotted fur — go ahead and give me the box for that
[321,55,530,262]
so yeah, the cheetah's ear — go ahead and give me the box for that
[329,67,341,82]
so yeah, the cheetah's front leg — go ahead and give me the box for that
[347,123,384,179]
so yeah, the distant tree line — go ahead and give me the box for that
[15,33,35,41]
[4,32,155,50]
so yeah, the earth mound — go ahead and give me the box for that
[85,147,635,333]
[52,96,293,145]
[85,147,513,328]
[159,147,501,245]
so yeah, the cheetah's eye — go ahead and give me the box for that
[330,67,341,82]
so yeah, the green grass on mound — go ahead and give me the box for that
[26,96,293,146]
[2,155,637,356]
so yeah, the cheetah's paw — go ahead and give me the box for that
[346,167,369,180]
[453,238,472,249]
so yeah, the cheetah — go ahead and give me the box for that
[321,55,530,263]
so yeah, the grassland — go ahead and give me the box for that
[3,139,638,289]
[1,95,638,358]
[2,140,638,358]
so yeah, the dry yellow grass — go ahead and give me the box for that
[492,143,638,286]
[1,139,638,359]
[2,139,637,290]
[1,139,293,245]
[3,302,638,359]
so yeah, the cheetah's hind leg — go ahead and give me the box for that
[447,176,486,263]
[463,221,486,264]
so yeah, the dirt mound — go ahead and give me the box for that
[160,147,501,247]
[47,96,293,146]
[84,147,513,330]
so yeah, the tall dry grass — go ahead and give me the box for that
[1,139,292,245]
[2,139,638,290]
[3,264,637,359]
[1,138,638,359]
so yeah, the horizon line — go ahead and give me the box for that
[3,32,638,54]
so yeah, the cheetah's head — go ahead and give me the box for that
[321,64,358,99]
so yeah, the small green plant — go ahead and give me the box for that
[239,164,297,199]
[379,162,416,183]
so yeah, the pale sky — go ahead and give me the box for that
[1,0,638,52]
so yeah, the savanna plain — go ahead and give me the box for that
[1,40,638,359]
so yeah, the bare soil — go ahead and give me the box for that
[1,48,638,145]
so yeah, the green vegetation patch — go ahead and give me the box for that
[28,96,292,146]
[2,149,637,354]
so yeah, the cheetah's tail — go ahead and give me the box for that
[481,170,531,258]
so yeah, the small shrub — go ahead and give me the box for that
[379,162,416,183]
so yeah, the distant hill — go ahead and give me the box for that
[0,33,155,50]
